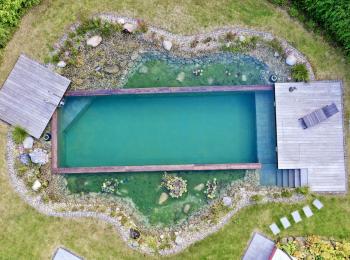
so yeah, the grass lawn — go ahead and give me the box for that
[0,0,349,259]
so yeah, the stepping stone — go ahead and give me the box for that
[303,205,313,218]
[269,223,280,235]
[291,210,302,223]
[312,199,324,210]
[280,217,291,229]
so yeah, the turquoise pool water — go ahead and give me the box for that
[58,92,257,167]
[62,51,276,226]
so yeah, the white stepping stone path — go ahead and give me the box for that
[280,217,291,229]
[303,205,313,218]
[313,199,324,210]
[291,210,302,223]
[269,223,280,235]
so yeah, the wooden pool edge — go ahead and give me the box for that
[52,163,262,174]
[52,85,268,174]
[65,85,273,96]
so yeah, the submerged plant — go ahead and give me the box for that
[101,178,119,194]
[205,178,217,199]
[12,126,27,144]
[161,173,187,198]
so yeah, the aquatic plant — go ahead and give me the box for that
[12,126,27,144]
[101,178,119,194]
[161,173,187,198]
[205,178,217,199]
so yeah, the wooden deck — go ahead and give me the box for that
[275,81,347,192]
[66,85,273,96]
[53,163,262,174]
[0,55,70,138]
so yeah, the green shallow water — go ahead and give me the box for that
[66,170,245,226]
[63,52,273,226]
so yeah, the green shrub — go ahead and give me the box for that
[291,63,309,82]
[266,38,284,56]
[295,186,309,195]
[268,0,350,57]
[12,126,27,144]
[225,31,236,41]
[136,19,148,33]
[251,194,263,202]
[288,6,299,18]
[190,39,199,48]
[281,189,293,198]
[0,0,40,52]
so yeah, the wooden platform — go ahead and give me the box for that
[66,84,273,96]
[0,55,70,138]
[275,81,346,192]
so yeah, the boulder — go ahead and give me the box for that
[57,61,67,68]
[86,35,102,47]
[123,23,137,33]
[222,196,233,207]
[163,40,172,51]
[19,153,30,165]
[117,18,125,24]
[286,54,297,66]
[176,72,185,82]
[239,35,246,42]
[194,183,205,191]
[32,180,42,191]
[23,136,34,149]
[183,204,191,214]
[159,192,169,205]
[274,52,280,58]
[175,236,184,245]
[104,65,120,74]
[241,74,247,82]
[29,148,48,165]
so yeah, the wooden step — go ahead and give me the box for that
[288,169,295,188]
[282,170,289,187]
[300,169,308,186]
[294,169,301,187]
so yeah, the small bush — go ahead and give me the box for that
[251,194,263,202]
[12,126,27,144]
[288,6,299,18]
[202,37,213,44]
[295,186,309,195]
[136,19,148,33]
[225,32,236,41]
[267,38,284,55]
[291,63,309,82]
[281,189,293,198]
[190,39,199,48]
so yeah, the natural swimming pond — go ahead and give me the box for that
[62,52,276,226]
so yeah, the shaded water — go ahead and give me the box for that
[63,52,273,226]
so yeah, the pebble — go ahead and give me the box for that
[176,72,185,82]
[159,192,168,205]
[86,35,102,47]
[57,61,67,68]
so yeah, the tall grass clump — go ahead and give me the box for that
[12,126,27,144]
